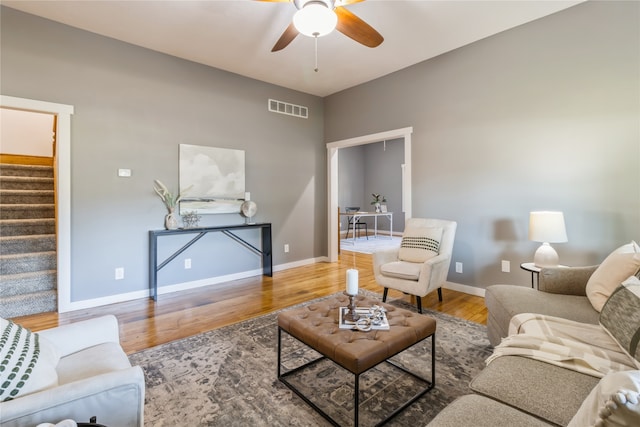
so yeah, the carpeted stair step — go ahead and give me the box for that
[0,203,55,219]
[0,234,57,254]
[0,189,54,204]
[0,163,53,178]
[0,161,58,318]
[0,270,56,297]
[0,290,57,318]
[0,251,56,275]
[0,218,56,236]
[0,175,54,190]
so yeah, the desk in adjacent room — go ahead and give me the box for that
[149,223,272,300]
[340,211,393,244]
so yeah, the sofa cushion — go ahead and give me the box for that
[586,241,640,312]
[398,226,442,263]
[470,355,599,426]
[568,370,640,427]
[0,319,60,401]
[600,275,640,365]
[380,260,422,280]
[426,394,553,427]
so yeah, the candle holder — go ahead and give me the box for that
[343,291,360,322]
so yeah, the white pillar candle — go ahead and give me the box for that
[346,269,359,295]
[244,192,250,201]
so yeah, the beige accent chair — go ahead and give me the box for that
[1,315,145,427]
[373,218,457,313]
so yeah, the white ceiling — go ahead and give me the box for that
[3,0,583,97]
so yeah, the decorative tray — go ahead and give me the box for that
[339,306,390,331]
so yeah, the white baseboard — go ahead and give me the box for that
[273,256,328,271]
[443,281,485,298]
[61,257,326,312]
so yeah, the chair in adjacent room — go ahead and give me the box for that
[344,207,368,240]
[372,218,457,313]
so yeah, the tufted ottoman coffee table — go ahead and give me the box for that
[277,293,436,426]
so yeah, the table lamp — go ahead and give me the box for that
[529,211,568,268]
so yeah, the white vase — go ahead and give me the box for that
[374,203,381,213]
[164,210,179,230]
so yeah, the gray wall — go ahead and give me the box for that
[363,139,404,232]
[1,7,326,301]
[325,1,640,289]
[338,144,365,228]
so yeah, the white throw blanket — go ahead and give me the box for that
[487,313,639,378]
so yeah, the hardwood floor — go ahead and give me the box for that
[13,251,488,355]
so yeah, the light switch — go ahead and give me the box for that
[118,169,132,177]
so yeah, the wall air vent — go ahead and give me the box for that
[268,99,308,119]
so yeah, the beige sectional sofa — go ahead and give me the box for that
[485,265,600,346]
[428,241,640,426]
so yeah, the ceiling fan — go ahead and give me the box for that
[259,0,384,52]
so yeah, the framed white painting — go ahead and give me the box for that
[179,144,245,214]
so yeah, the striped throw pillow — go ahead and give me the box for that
[398,226,442,263]
[599,275,640,364]
[0,318,59,401]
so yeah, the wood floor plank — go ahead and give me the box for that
[13,251,488,354]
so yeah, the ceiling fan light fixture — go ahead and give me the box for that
[293,2,337,37]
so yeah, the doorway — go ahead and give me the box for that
[1,95,74,312]
[326,127,413,262]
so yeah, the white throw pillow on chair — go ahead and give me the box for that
[398,226,442,263]
[0,318,60,401]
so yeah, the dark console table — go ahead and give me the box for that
[149,223,272,300]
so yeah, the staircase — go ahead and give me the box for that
[0,162,57,318]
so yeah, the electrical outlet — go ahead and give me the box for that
[501,260,510,273]
[455,262,463,273]
[115,267,124,280]
[284,244,290,253]
[185,258,192,269]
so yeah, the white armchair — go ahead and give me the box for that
[373,218,457,313]
[0,315,145,427]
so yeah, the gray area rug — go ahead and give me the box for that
[129,292,493,426]
[340,236,402,254]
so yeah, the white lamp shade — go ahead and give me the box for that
[529,211,567,268]
[293,2,337,37]
[528,211,568,243]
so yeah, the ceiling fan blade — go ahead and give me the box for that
[272,22,299,52]
[335,0,365,6]
[335,6,383,48]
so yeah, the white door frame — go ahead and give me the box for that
[326,127,413,262]
[1,95,74,313]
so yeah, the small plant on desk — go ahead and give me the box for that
[371,194,387,213]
